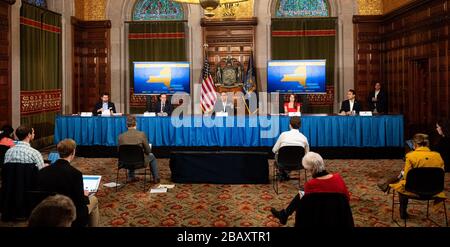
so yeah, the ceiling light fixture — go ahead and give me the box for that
[172,0,248,18]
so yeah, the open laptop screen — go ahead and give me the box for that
[82,175,102,194]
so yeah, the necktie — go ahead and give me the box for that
[161,103,164,112]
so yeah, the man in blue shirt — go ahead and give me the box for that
[93,93,116,116]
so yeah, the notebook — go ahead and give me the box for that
[406,140,415,151]
[82,175,102,195]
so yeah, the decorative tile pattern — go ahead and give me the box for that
[276,0,329,17]
[20,89,62,115]
[74,0,107,21]
[133,0,184,21]
[357,0,383,15]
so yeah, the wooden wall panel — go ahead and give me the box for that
[201,18,257,93]
[72,17,111,113]
[353,16,382,111]
[0,0,13,127]
[354,0,450,137]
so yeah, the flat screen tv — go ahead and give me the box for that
[133,62,190,95]
[267,60,326,94]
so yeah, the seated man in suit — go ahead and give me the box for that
[37,139,100,227]
[154,94,173,116]
[118,116,160,183]
[367,82,388,114]
[339,89,361,115]
[214,92,234,114]
[92,92,116,116]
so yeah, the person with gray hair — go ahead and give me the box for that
[270,152,350,225]
[28,194,76,227]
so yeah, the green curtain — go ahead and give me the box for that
[128,21,187,113]
[271,18,336,113]
[20,3,62,148]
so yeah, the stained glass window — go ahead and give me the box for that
[276,0,329,17]
[133,0,184,20]
[23,0,47,8]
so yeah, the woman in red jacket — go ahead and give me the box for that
[271,152,350,225]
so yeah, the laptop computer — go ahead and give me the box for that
[82,175,102,196]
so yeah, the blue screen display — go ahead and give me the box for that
[267,60,326,94]
[133,62,190,94]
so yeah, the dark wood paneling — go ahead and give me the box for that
[71,17,111,113]
[354,0,450,137]
[353,16,382,111]
[201,18,257,92]
[0,1,11,127]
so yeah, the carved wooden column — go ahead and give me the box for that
[0,0,15,126]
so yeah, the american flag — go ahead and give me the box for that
[200,57,217,113]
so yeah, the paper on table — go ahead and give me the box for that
[158,184,175,189]
[103,182,121,188]
[150,187,167,193]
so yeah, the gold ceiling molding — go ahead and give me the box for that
[383,0,413,14]
[357,0,383,15]
[211,0,253,18]
[75,0,107,21]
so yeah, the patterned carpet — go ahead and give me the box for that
[1,157,449,227]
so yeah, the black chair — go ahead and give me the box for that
[117,145,148,192]
[273,146,306,194]
[0,163,39,221]
[0,145,9,166]
[295,193,354,227]
[391,167,448,227]
[26,190,57,213]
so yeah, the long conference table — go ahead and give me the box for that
[54,115,404,148]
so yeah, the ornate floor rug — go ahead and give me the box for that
[1,157,449,227]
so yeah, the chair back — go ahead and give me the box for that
[27,190,57,213]
[295,193,354,227]
[277,146,305,169]
[0,163,39,221]
[405,167,444,197]
[118,145,145,170]
[0,145,9,166]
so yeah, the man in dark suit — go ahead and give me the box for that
[92,93,116,116]
[37,139,99,227]
[153,94,173,116]
[367,82,388,114]
[339,89,361,115]
[118,116,160,183]
[214,92,234,114]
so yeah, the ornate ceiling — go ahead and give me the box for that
[73,0,414,20]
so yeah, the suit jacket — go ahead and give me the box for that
[118,129,154,165]
[93,102,116,116]
[213,100,234,114]
[37,159,90,227]
[154,100,173,115]
[367,90,387,113]
[340,100,362,114]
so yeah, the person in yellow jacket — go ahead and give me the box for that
[389,133,445,219]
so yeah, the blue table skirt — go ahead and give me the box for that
[54,115,404,148]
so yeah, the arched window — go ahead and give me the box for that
[23,0,47,8]
[132,0,184,21]
[276,0,329,17]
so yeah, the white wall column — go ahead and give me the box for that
[11,0,21,128]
